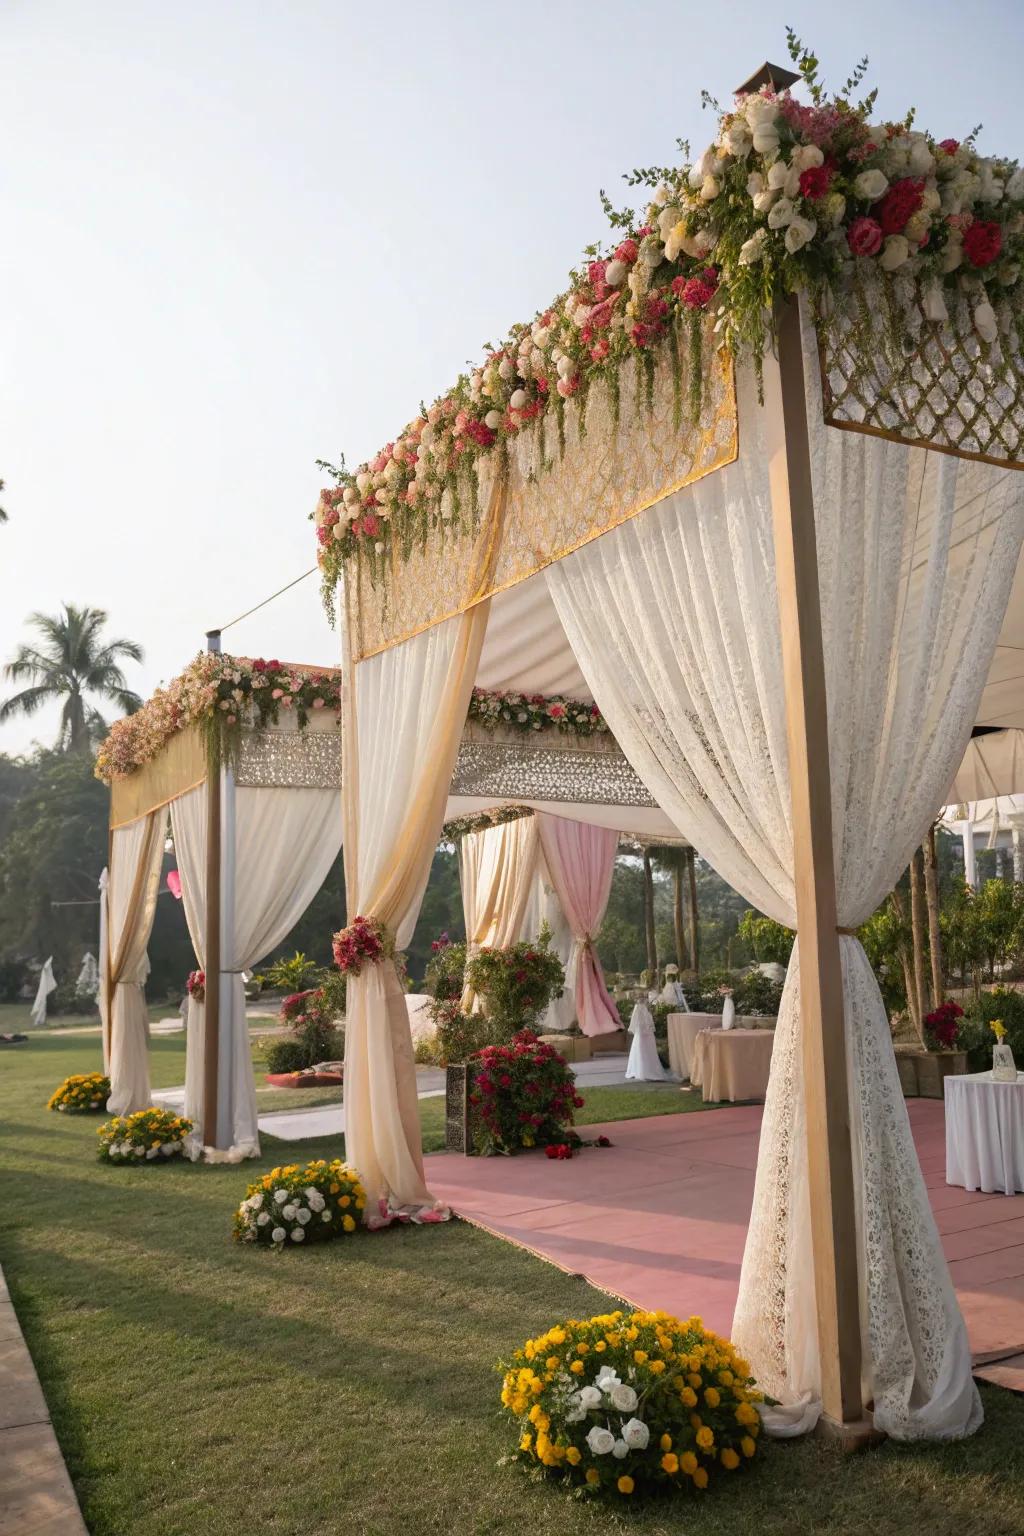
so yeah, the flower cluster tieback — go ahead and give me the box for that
[186,969,206,1004]
[331,915,393,977]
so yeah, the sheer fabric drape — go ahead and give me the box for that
[107,811,165,1115]
[547,313,1024,1439]
[536,814,621,1036]
[459,816,540,1013]
[170,780,341,1159]
[343,607,488,1220]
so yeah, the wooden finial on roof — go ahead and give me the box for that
[734,61,800,96]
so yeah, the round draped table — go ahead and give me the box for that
[945,1070,1024,1195]
[690,1028,775,1104]
[666,1013,721,1080]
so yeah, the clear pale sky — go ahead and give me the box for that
[3,1,1021,754]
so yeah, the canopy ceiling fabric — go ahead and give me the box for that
[947,729,1024,804]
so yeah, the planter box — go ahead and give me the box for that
[590,1028,629,1054]
[543,1034,592,1063]
[915,1050,968,1099]
[894,1051,922,1098]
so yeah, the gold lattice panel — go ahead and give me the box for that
[820,288,1024,471]
[347,331,738,660]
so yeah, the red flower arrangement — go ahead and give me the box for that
[963,219,1003,269]
[186,970,205,1004]
[924,1000,964,1051]
[331,915,392,977]
[468,1029,583,1155]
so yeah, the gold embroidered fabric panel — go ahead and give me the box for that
[820,288,1024,470]
[234,728,343,789]
[347,337,738,660]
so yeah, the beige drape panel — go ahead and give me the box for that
[107,810,165,1115]
[343,605,490,1218]
[459,816,540,1013]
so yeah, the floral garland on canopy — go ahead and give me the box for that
[95,653,343,783]
[96,662,606,785]
[314,34,1023,592]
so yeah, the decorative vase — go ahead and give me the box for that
[993,1041,1018,1082]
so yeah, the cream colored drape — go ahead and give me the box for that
[459,816,540,1013]
[343,606,489,1220]
[170,778,341,1160]
[107,810,165,1115]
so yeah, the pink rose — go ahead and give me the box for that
[847,216,883,257]
[312,697,325,709]
[271,688,283,700]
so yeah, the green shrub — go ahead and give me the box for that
[464,934,564,1042]
[424,937,467,1000]
[264,1038,311,1075]
[962,986,1024,1071]
[0,959,28,1003]
[260,951,319,991]
[733,971,785,1017]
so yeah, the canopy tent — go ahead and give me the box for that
[325,275,1024,1452]
[941,730,1024,884]
[98,649,689,1153]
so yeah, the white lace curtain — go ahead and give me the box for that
[459,816,540,1012]
[547,308,1024,1440]
[170,779,341,1160]
[107,810,165,1115]
[343,606,488,1220]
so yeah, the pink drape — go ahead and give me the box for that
[536,814,621,1037]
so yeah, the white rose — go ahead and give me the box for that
[594,1366,621,1392]
[791,143,825,172]
[556,355,575,379]
[508,389,527,410]
[752,123,780,155]
[483,410,503,430]
[281,1204,297,1220]
[767,197,796,229]
[700,175,721,202]
[578,1386,602,1410]
[904,210,930,243]
[145,1146,159,1159]
[785,215,817,253]
[1006,167,1024,201]
[908,138,935,176]
[611,1439,629,1459]
[824,193,846,228]
[498,357,514,381]
[746,170,765,196]
[738,229,768,265]
[321,1209,332,1222]
[291,1227,305,1242]
[271,1227,286,1243]
[133,1145,144,1157]
[257,1212,270,1226]
[621,1417,650,1450]
[723,121,752,158]
[681,228,716,258]
[854,169,889,201]
[879,234,911,270]
[609,1383,638,1412]
[355,471,371,493]
[653,181,672,205]
[297,1208,312,1225]
[744,94,778,129]
[921,183,942,214]
[766,160,791,191]
[975,300,998,344]
[604,259,627,287]
[586,1426,616,1456]
[752,190,777,215]
[641,238,664,267]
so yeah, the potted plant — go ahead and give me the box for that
[917,1001,968,1097]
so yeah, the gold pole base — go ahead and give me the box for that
[815,1412,885,1453]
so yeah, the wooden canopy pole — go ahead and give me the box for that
[764,295,866,1433]
[202,628,223,1149]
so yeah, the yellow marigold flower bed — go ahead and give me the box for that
[97,1107,193,1163]
[233,1158,367,1248]
[47,1073,110,1113]
[499,1309,762,1499]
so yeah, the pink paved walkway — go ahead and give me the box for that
[428,1100,1024,1366]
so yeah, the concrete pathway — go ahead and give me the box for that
[0,1264,87,1535]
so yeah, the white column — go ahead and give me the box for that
[1014,829,1024,884]
[963,822,978,889]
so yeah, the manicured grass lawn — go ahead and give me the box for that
[4,1033,1024,1535]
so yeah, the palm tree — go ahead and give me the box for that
[652,845,690,970]
[1,604,144,752]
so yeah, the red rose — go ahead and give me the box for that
[847,216,883,257]
[614,238,639,264]
[963,219,1003,268]
[938,138,960,155]
[876,178,925,235]
[798,164,833,201]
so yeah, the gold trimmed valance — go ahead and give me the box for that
[346,336,738,661]
[109,724,208,828]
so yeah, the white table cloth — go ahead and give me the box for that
[666,1012,722,1080]
[945,1070,1024,1196]
[625,1004,673,1082]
